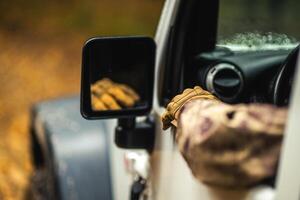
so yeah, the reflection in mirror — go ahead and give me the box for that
[81,37,155,119]
[91,78,140,111]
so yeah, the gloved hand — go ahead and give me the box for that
[161,86,218,130]
[91,78,140,111]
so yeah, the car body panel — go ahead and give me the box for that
[32,96,116,200]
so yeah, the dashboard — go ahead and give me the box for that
[195,46,299,106]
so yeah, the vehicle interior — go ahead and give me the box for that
[160,0,299,108]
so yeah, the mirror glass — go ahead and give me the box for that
[81,37,155,119]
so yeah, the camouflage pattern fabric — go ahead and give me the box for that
[162,86,287,188]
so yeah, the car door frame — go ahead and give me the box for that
[275,51,300,200]
[151,0,222,199]
[152,0,300,199]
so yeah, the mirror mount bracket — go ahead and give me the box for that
[115,116,155,151]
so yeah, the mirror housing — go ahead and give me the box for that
[81,36,156,119]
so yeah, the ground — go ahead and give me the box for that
[0,32,83,200]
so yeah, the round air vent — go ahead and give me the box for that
[206,63,243,101]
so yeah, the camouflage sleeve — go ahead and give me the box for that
[176,99,287,188]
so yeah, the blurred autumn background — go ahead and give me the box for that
[0,0,163,199]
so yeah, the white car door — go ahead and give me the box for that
[152,0,214,199]
[151,0,300,200]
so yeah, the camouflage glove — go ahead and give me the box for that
[161,86,218,130]
[177,100,287,188]
[91,78,140,110]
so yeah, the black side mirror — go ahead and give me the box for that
[81,36,156,119]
